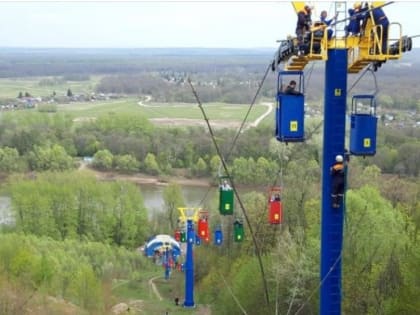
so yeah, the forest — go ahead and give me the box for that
[0,48,419,314]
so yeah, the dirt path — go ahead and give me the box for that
[249,101,273,127]
[148,276,163,301]
[138,95,152,107]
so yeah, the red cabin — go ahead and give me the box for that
[174,229,181,242]
[197,217,209,241]
[268,187,283,224]
[197,211,210,243]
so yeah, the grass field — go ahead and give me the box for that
[0,76,274,126]
[57,98,272,123]
[0,76,101,98]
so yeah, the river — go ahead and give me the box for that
[138,183,217,214]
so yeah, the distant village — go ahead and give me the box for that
[0,90,122,111]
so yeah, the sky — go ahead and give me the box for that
[0,1,419,48]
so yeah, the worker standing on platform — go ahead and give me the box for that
[371,4,390,54]
[320,10,338,39]
[346,3,364,36]
[296,5,312,55]
[331,155,345,208]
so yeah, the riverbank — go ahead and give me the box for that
[80,165,213,188]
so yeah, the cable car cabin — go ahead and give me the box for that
[214,228,223,246]
[197,217,209,240]
[219,177,234,215]
[268,187,283,224]
[174,229,181,242]
[195,234,202,246]
[180,230,187,243]
[350,95,378,156]
[233,220,244,242]
[275,70,305,142]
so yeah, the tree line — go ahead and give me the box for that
[0,111,419,179]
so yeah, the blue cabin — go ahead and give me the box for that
[275,70,305,142]
[350,95,378,156]
[214,227,223,246]
[195,234,202,246]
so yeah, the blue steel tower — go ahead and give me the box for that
[177,207,201,308]
[320,48,347,315]
[276,2,411,314]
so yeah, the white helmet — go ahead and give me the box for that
[335,155,344,163]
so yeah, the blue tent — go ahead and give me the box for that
[144,234,182,257]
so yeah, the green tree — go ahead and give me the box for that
[193,157,208,177]
[395,142,420,176]
[209,154,221,176]
[9,172,149,246]
[343,185,409,314]
[163,183,185,230]
[92,149,114,170]
[28,144,74,171]
[114,154,140,173]
[67,88,73,97]
[69,264,103,312]
[108,181,149,247]
[283,159,320,231]
[0,146,22,172]
[232,157,249,183]
[143,152,160,175]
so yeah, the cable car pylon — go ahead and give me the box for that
[273,2,413,314]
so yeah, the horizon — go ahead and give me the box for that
[1,1,419,48]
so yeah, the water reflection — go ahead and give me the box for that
[137,184,217,214]
[0,197,14,226]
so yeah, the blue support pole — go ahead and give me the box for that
[320,49,347,315]
[183,219,195,308]
[164,248,170,280]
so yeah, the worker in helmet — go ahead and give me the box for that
[370,4,390,54]
[345,2,364,36]
[330,154,346,208]
[295,5,313,55]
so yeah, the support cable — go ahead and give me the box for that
[195,62,272,207]
[293,252,343,315]
[224,62,272,162]
[218,271,249,315]
[304,61,315,91]
[347,64,377,94]
[188,77,270,305]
